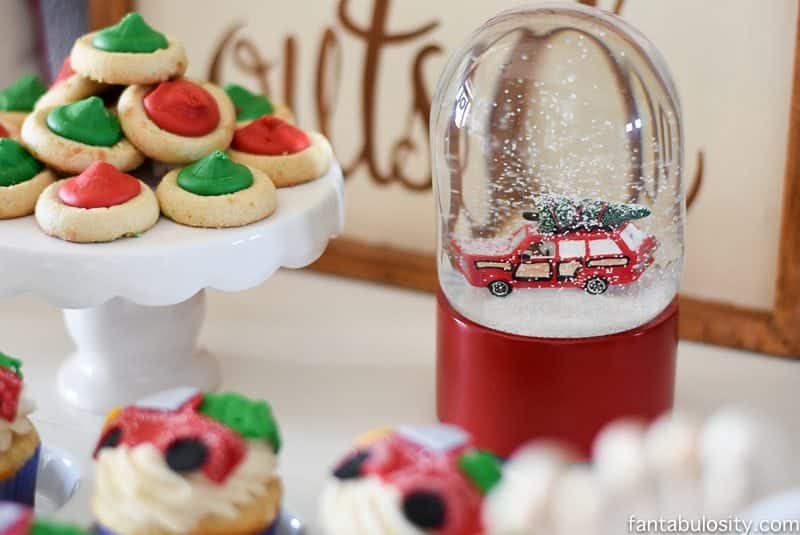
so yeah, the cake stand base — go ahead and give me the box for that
[437,291,678,458]
[58,291,219,412]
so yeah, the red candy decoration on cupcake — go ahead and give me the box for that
[231,116,310,156]
[0,357,22,424]
[58,161,141,209]
[143,79,220,137]
[94,387,247,484]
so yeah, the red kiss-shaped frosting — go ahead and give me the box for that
[53,56,75,86]
[59,161,141,209]
[144,79,220,137]
[231,116,310,156]
[0,123,8,138]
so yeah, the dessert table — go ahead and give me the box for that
[1,269,798,532]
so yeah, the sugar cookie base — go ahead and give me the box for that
[34,74,108,110]
[0,169,56,219]
[71,33,187,85]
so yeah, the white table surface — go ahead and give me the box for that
[1,269,798,531]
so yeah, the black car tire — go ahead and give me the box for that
[488,280,512,297]
[585,276,609,295]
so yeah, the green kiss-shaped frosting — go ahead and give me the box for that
[92,12,169,53]
[177,150,253,196]
[46,96,122,147]
[0,74,47,111]
[225,84,274,122]
[0,139,43,187]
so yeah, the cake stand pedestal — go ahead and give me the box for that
[0,165,344,412]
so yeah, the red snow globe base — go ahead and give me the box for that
[436,292,678,458]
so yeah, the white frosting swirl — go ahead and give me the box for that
[0,393,36,452]
[93,440,277,533]
[319,476,424,535]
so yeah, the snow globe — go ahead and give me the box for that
[431,4,683,456]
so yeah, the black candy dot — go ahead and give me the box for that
[97,427,122,450]
[333,450,370,480]
[402,490,447,530]
[165,438,209,473]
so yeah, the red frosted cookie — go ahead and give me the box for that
[118,79,235,164]
[35,161,159,242]
[228,116,332,187]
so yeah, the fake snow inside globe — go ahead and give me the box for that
[432,3,684,339]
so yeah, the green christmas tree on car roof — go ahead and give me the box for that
[523,194,651,234]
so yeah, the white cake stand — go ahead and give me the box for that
[0,164,344,412]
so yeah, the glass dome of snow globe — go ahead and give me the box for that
[431,3,683,339]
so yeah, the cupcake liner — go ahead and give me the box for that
[0,442,40,506]
[261,513,279,535]
[95,513,280,535]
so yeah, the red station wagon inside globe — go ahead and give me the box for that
[452,221,657,297]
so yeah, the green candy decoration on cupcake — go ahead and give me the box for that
[0,139,43,187]
[46,96,122,147]
[177,150,254,196]
[92,12,168,53]
[0,74,47,112]
[200,391,282,453]
[0,351,23,377]
[225,84,274,122]
[458,449,503,494]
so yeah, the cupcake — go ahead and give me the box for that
[228,116,332,187]
[118,79,236,164]
[92,387,283,535]
[35,161,159,242]
[0,501,91,534]
[0,139,55,219]
[21,96,144,174]
[0,75,47,134]
[320,424,502,535]
[224,84,295,126]
[71,13,187,85]
[0,353,39,506]
[156,150,277,228]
